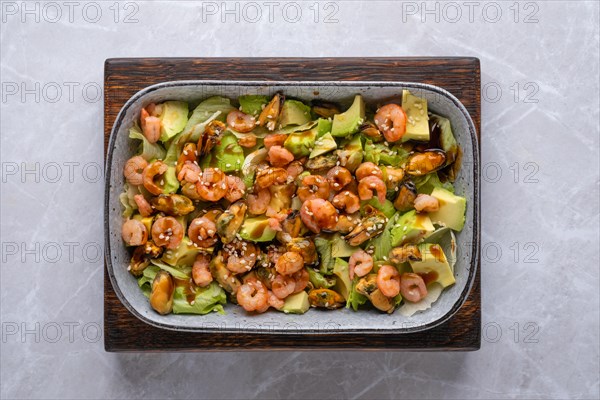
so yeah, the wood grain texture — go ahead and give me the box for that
[104,57,481,352]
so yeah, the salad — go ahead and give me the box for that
[120,90,466,316]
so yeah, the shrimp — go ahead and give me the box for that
[238,133,257,148]
[236,280,269,312]
[268,290,285,310]
[297,175,330,202]
[358,176,387,203]
[275,251,304,276]
[254,167,288,189]
[151,216,184,249]
[374,104,407,143]
[140,107,161,143]
[258,93,283,131]
[196,167,227,202]
[176,143,197,176]
[123,156,148,186]
[226,110,256,133]
[268,145,295,167]
[247,189,271,215]
[188,217,217,248]
[376,265,400,298]
[355,162,383,181]
[192,253,213,287]
[292,268,309,293]
[272,273,295,299]
[400,273,428,302]
[223,240,258,274]
[326,166,353,191]
[145,103,163,117]
[413,194,440,213]
[263,133,287,149]
[300,199,338,233]
[349,250,374,279]
[225,175,246,202]
[177,161,201,184]
[142,160,168,195]
[286,161,304,180]
[133,194,154,217]
[121,219,148,246]
[332,190,360,214]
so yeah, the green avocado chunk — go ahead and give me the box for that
[331,234,356,258]
[159,101,189,142]
[427,188,466,231]
[279,100,312,128]
[331,95,365,137]
[284,128,317,157]
[333,258,352,301]
[390,210,435,246]
[337,134,363,172]
[281,291,310,314]
[409,243,455,288]
[239,217,277,242]
[161,237,201,267]
[316,118,333,138]
[309,133,337,158]
[238,95,269,116]
[401,90,430,142]
[213,132,244,173]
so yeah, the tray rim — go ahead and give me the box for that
[104,79,480,335]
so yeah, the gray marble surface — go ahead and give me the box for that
[1,1,598,399]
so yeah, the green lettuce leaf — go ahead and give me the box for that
[129,124,166,161]
[238,95,268,116]
[149,259,191,280]
[119,183,139,218]
[367,212,399,262]
[346,278,368,311]
[413,172,454,194]
[137,265,160,297]
[364,140,409,166]
[184,96,235,130]
[308,268,336,289]
[172,282,227,315]
[314,236,334,275]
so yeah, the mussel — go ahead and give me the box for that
[305,153,338,172]
[344,213,387,246]
[149,270,174,315]
[216,201,247,244]
[405,150,446,176]
[198,120,226,156]
[308,288,345,309]
[151,194,195,216]
[389,244,422,264]
[311,100,340,119]
[258,93,284,130]
[286,237,318,266]
[359,121,384,142]
[393,181,417,212]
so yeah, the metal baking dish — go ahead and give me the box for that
[104,81,480,334]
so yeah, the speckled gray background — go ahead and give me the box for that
[1,1,598,399]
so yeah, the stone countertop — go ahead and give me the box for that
[1,1,598,399]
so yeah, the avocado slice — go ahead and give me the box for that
[284,128,317,158]
[331,234,357,258]
[238,217,277,242]
[409,243,455,288]
[401,90,429,142]
[281,291,310,314]
[238,95,269,116]
[390,210,435,246]
[308,268,336,289]
[337,134,363,172]
[331,95,365,137]
[279,100,312,128]
[159,101,189,142]
[213,132,244,173]
[161,237,201,267]
[309,133,337,159]
[316,118,333,138]
[333,258,352,300]
[427,188,466,231]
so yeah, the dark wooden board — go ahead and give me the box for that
[104,57,481,351]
